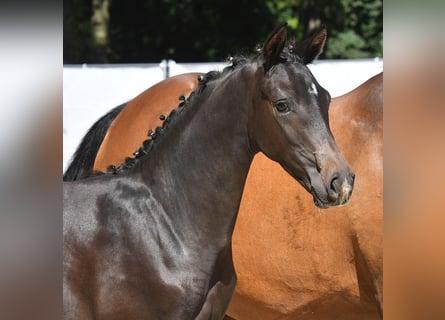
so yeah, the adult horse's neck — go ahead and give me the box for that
[140,65,255,247]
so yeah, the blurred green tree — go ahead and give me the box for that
[323,0,383,58]
[91,0,111,61]
[107,0,277,62]
[63,0,382,63]
[265,0,382,59]
[64,0,92,63]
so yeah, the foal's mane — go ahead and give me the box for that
[95,42,298,176]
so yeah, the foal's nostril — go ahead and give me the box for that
[329,173,340,193]
[325,170,354,205]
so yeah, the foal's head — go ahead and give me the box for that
[248,24,355,208]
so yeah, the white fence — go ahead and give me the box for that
[63,59,383,171]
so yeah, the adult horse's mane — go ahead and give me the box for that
[99,37,303,176]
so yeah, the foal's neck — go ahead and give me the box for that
[141,67,255,243]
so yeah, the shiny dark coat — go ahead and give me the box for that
[63,24,354,319]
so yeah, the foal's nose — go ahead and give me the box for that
[328,171,355,205]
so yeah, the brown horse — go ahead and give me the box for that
[65,70,382,318]
[64,24,355,319]
[229,72,382,320]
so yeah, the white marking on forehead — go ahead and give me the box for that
[309,82,318,96]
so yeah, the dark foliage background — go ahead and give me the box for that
[64,0,383,63]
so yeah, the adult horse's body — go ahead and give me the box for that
[229,72,382,320]
[63,24,354,320]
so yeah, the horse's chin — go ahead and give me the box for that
[312,194,329,208]
[310,182,352,209]
[297,170,338,209]
[281,163,343,209]
[307,184,330,209]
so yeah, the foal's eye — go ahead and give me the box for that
[274,100,289,113]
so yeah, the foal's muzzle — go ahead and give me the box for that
[327,171,355,206]
[308,149,355,208]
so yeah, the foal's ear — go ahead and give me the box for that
[294,25,327,65]
[262,23,288,72]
